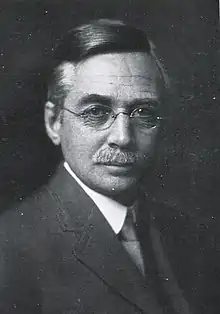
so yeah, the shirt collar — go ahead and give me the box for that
[64,161,127,234]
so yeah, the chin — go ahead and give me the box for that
[90,176,140,197]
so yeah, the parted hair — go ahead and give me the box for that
[47,19,169,117]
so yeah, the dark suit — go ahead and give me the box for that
[0,165,219,314]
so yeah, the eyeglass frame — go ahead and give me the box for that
[62,104,164,131]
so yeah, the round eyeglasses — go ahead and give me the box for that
[63,104,163,131]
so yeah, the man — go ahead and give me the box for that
[0,19,218,314]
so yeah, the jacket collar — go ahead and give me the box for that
[47,164,163,314]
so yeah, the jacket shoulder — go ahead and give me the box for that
[150,199,220,313]
[0,183,64,266]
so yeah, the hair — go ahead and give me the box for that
[47,19,170,117]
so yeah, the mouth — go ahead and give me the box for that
[97,162,136,175]
[99,162,135,167]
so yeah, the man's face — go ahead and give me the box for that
[53,52,163,202]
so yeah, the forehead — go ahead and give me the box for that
[64,52,161,103]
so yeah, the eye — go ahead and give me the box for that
[82,105,112,118]
[132,106,155,118]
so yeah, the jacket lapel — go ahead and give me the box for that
[47,165,163,314]
[72,205,163,314]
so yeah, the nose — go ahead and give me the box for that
[107,113,134,148]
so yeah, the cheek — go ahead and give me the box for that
[60,122,104,159]
[136,128,158,152]
[60,123,75,153]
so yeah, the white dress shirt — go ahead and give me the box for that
[64,162,127,234]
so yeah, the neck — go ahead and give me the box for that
[109,189,139,207]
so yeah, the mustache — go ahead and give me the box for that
[92,148,146,165]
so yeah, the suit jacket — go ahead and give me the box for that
[0,165,219,314]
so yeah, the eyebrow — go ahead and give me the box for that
[78,94,112,107]
[77,93,160,108]
[130,98,160,108]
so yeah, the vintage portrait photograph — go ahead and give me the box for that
[0,0,219,313]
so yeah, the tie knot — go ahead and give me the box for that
[118,208,137,241]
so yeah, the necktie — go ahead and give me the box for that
[118,207,145,276]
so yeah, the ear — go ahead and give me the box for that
[44,101,62,146]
